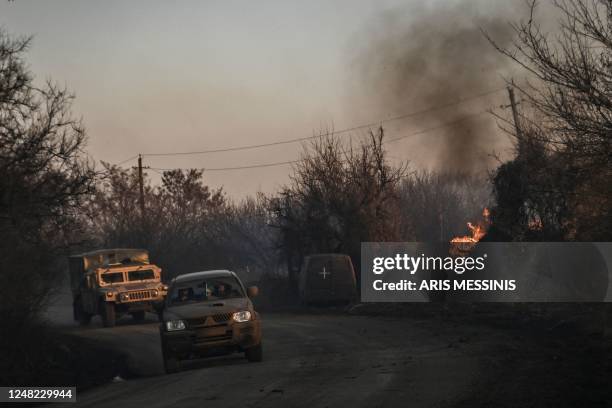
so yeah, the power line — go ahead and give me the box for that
[151,160,299,172]
[147,108,492,172]
[385,110,489,144]
[141,87,506,158]
[115,154,139,166]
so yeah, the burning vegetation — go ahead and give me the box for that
[449,207,490,255]
[451,207,491,244]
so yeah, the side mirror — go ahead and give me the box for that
[247,286,259,298]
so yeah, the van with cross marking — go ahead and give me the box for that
[298,254,357,305]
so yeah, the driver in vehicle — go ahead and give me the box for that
[178,288,193,302]
[213,284,227,298]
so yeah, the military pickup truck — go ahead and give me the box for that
[159,270,262,373]
[69,248,167,327]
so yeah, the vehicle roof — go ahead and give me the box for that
[70,248,148,258]
[173,270,236,282]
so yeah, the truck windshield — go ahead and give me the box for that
[169,276,244,306]
[128,269,156,281]
[101,272,124,284]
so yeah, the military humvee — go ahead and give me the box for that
[298,254,357,304]
[69,248,167,327]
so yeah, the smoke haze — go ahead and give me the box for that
[351,1,519,173]
[0,0,539,197]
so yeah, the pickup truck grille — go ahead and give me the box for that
[128,290,153,300]
[213,313,232,323]
[188,313,233,327]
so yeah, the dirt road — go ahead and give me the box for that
[48,309,505,408]
[43,290,612,408]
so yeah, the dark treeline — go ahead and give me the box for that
[87,132,488,292]
[88,165,280,282]
[0,0,610,385]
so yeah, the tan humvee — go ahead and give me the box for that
[69,248,167,327]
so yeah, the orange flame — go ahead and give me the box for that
[451,208,490,244]
[528,217,543,231]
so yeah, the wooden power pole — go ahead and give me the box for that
[137,154,145,219]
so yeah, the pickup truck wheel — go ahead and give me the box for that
[74,300,91,326]
[101,302,116,327]
[245,343,263,362]
[162,347,181,374]
[131,311,145,322]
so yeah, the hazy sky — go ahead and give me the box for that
[1,0,525,198]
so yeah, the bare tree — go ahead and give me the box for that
[0,29,96,379]
[269,128,407,291]
[486,0,612,240]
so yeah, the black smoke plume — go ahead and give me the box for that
[353,2,519,172]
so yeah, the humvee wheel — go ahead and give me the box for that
[101,301,117,327]
[131,311,145,322]
[74,300,92,326]
[245,343,263,362]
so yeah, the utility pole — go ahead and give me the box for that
[507,83,524,154]
[137,154,145,219]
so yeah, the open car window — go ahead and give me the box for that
[169,276,244,306]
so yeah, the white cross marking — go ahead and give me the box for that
[319,266,330,280]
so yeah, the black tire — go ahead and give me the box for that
[74,300,92,326]
[131,311,146,322]
[245,343,263,362]
[162,346,181,374]
[101,301,116,327]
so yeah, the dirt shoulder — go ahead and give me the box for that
[0,324,130,390]
[349,302,612,408]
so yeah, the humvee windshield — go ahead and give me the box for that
[169,276,244,306]
[101,272,124,284]
[128,269,155,281]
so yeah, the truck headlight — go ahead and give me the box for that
[232,311,252,322]
[152,289,159,297]
[119,293,129,302]
[166,320,186,331]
